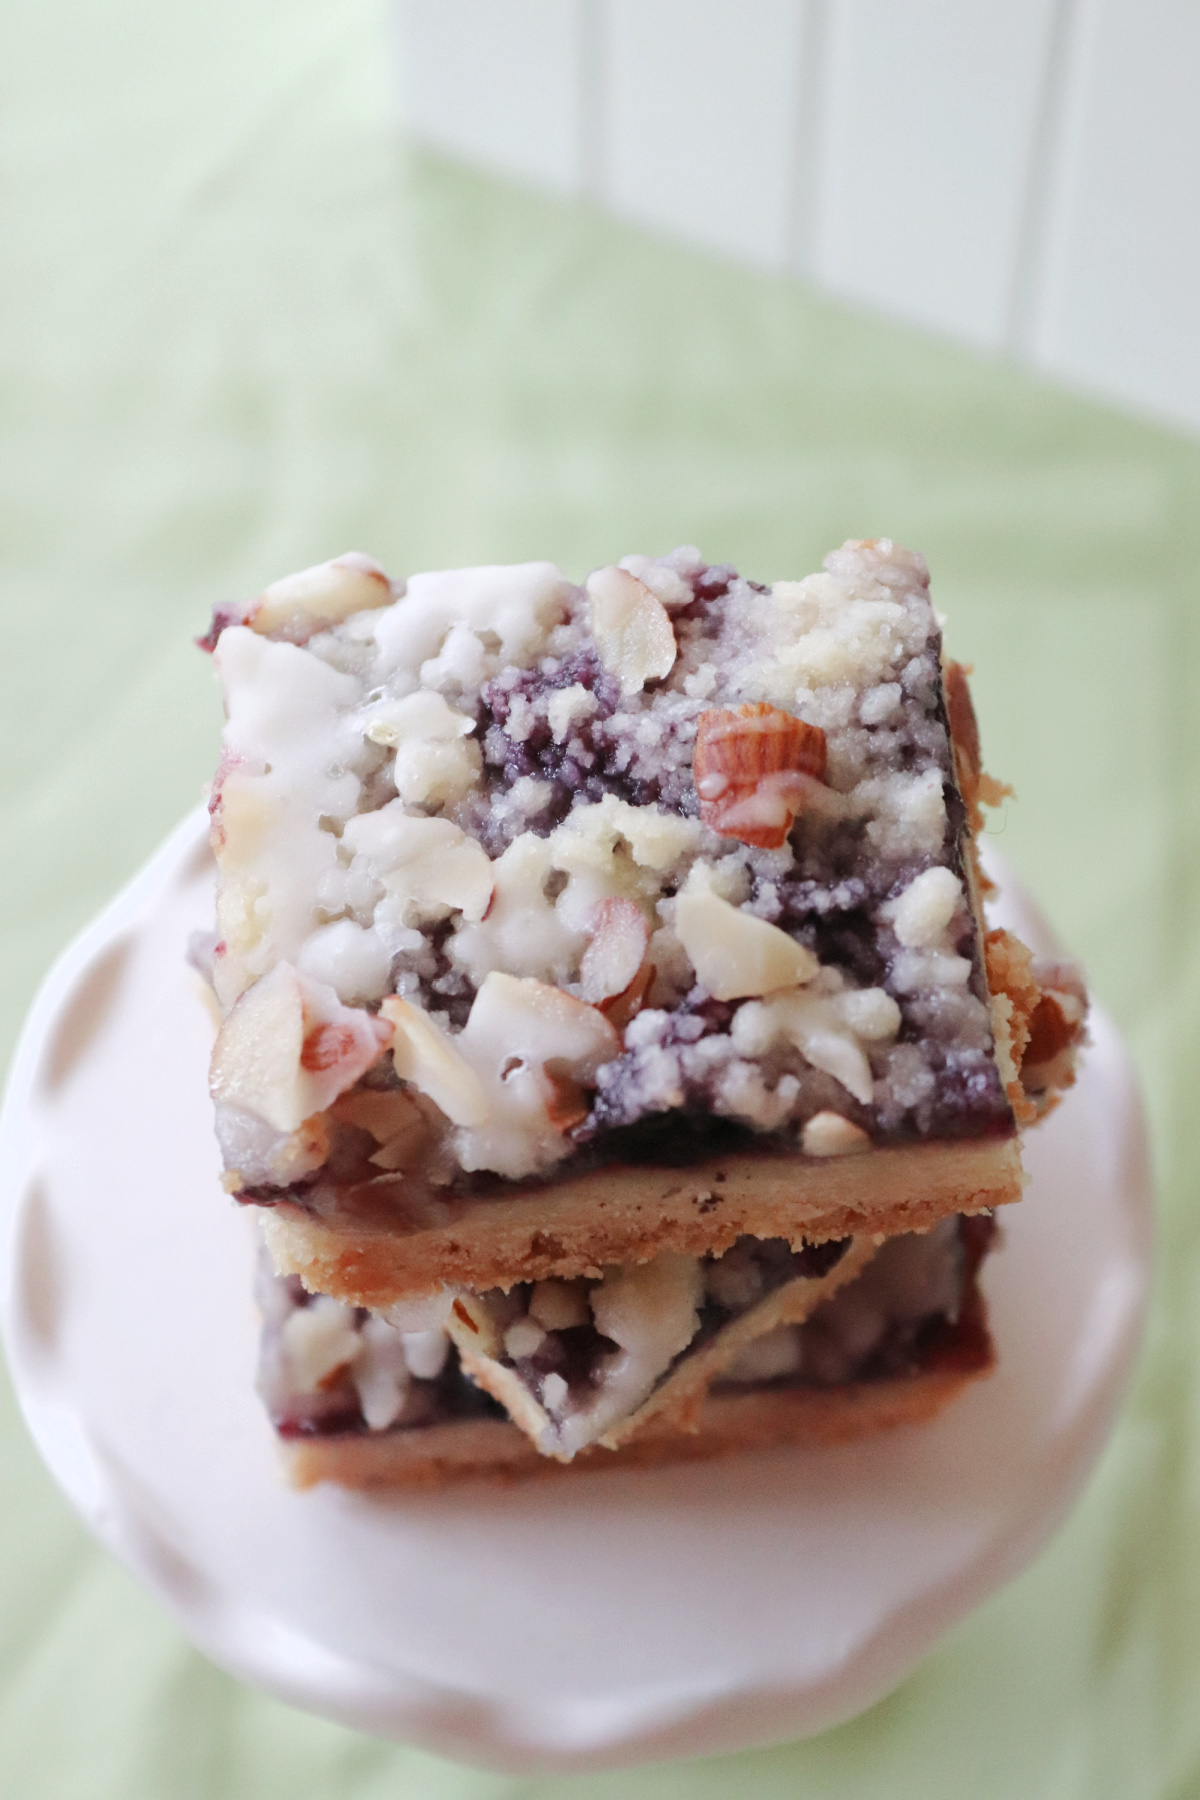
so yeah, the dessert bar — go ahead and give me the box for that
[200,538,1086,1482]
[260,1216,997,1488]
[201,540,1077,1307]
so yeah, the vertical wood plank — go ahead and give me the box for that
[1026,0,1200,434]
[601,0,807,268]
[394,0,588,194]
[812,0,1059,348]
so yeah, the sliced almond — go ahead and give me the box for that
[801,1111,871,1157]
[368,1104,432,1171]
[541,1065,590,1131]
[280,1297,361,1393]
[694,703,827,849]
[579,897,651,1002]
[674,881,818,1001]
[210,963,390,1132]
[379,996,489,1127]
[586,566,677,696]
[528,1279,591,1331]
[330,1086,424,1143]
[504,1317,548,1361]
[598,958,655,1032]
[250,552,393,641]
[446,1292,505,1361]
[209,966,306,1130]
[461,972,619,1081]
[327,1086,439,1175]
[346,806,494,924]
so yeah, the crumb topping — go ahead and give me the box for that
[206,540,1017,1191]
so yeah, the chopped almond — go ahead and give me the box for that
[250,552,392,641]
[985,928,1087,1122]
[380,996,490,1128]
[586,567,677,695]
[542,1065,590,1131]
[447,1292,506,1360]
[694,703,827,849]
[330,1086,424,1142]
[210,964,391,1132]
[300,1022,363,1073]
[580,898,650,1003]
[802,1111,870,1157]
[598,959,655,1033]
[675,878,818,1001]
[461,973,620,1082]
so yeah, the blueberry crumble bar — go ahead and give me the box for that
[261,1215,997,1487]
[199,539,1085,1479]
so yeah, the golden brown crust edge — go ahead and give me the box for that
[260,1132,1023,1307]
[282,1355,994,1491]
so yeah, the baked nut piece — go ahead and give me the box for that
[260,1216,996,1489]
[201,541,1083,1306]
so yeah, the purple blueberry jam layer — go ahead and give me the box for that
[715,1212,996,1391]
[256,1256,505,1439]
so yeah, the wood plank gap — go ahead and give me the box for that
[787,0,830,277]
[1005,0,1083,357]
[578,0,609,201]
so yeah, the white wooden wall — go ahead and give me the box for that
[394,0,1200,437]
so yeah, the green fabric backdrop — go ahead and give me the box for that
[3,1,1199,1794]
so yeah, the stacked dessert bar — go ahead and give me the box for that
[199,539,1086,1486]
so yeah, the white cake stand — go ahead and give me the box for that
[0,811,1152,1773]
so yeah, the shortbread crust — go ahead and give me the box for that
[282,1365,991,1489]
[259,1132,1020,1306]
